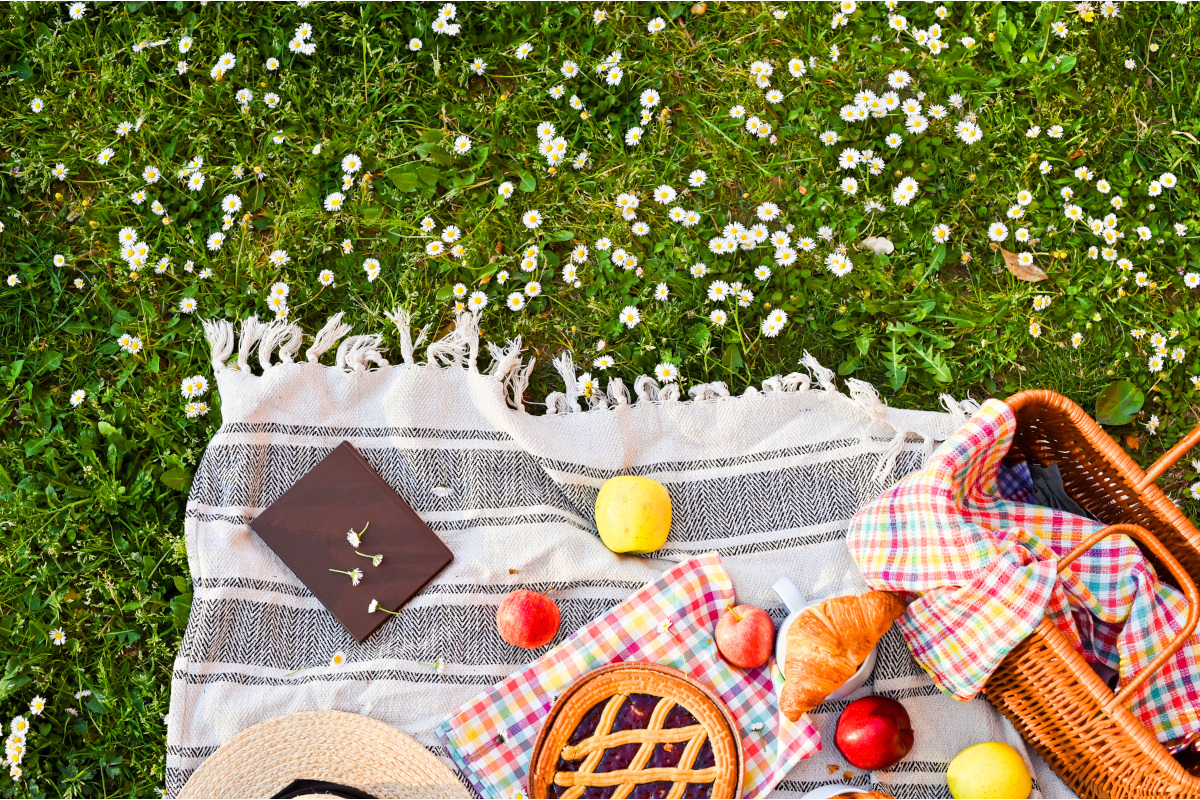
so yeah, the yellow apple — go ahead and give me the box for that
[594,476,672,554]
[947,742,1032,799]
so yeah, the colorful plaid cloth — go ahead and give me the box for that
[436,553,820,797]
[848,398,1200,750]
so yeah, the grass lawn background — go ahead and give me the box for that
[1,0,1199,795]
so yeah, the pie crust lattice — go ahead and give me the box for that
[529,663,743,799]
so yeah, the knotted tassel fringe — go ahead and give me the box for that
[306,312,352,363]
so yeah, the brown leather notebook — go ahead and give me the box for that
[250,440,453,642]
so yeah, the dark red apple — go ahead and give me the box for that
[835,696,914,770]
[496,589,561,649]
[715,604,775,669]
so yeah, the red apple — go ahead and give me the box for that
[715,604,775,669]
[496,589,561,649]
[835,696,914,771]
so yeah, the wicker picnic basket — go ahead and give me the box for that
[980,389,1200,797]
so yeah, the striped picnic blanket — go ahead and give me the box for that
[166,312,1075,798]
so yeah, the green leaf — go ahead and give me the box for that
[171,594,192,628]
[929,243,946,272]
[386,166,421,193]
[415,165,440,186]
[1,62,33,81]
[0,659,30,704]
[911,344,952,383]
[548,230,575,242]
[1095,380,1144,425]
[1047,54,1077,73]
[721,344,743,372]
[160,467,192,492]
[886,347,907,391]
[519,170,536,192]
[97,421,120,437]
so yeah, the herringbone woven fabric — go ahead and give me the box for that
[166,312,1075,798]
[847,399,1200,750]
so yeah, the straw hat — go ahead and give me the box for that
[179,711,472,799]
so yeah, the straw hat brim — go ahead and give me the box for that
[178,710,472,799]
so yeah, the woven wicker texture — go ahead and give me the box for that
[983,390,1200,798]
[529,663,743,799]
[178,710,471,799]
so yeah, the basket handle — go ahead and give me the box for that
[1057,523,1200,710]
[1135,423,1200,493]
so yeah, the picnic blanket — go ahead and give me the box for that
[848,398,1200,751]
[166,310,1075,798]
[437,554,820,798]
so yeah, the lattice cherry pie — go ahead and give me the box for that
[529,663,743,799]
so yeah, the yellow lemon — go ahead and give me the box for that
[947,742,1032,799]
[594,476,671,554]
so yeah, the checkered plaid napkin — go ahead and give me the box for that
[436,553,820,797]
[847,398,1200,750]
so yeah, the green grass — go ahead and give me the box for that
[1,0,1199,795]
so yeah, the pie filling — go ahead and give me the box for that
[550,693,716,799]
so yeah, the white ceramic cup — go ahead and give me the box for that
[773,577,879,702]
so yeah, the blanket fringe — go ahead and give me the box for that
[506,358,536,412]
[255,319,292,370]
[794,354,953,484]
[426,311,480,370]
[307,312,352,363]
[197,317,979,473]
[486,337,523,381]
[278,323,303,363]
[634,376,681,404]
[941,393,981,428]
[607,377,631,407]
[689,381,730,401]
[236,316,264,371]
[800,351,838,392]
[846,376,904,481]
[385,308,431,365]
[762,373,810,394]
[336,334,389,372]
[201,318,234,372]
[545,352,583,415]
[846,378,887,420]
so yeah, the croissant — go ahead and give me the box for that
[779,590,906,722]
